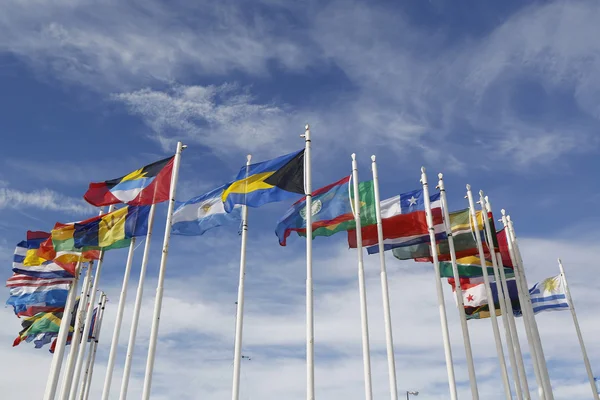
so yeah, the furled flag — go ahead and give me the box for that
[347,189,443,254]
[448,276,520,320]
[13,310,64,347]
[393,209,493,261]
[50,206,150,252]
[439,256,515,279]
[172,183,242,236]
[222,149,305,213]
[275,176,376,246]
[13,241,75,279]
[84,156,175,206]
[529,275,569,314]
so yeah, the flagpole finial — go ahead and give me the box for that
[351,153,356,161]
[558,257,562,263]
[305,124,310,130]
[479,190,484,197]
[507,215,512,222]
[466,184,471,190]
[438,173,443,179]
[246,154,252,163]
[371,155,376,162]
[181,144,188,150]
[421,166,426,173]
[501,209,506,216]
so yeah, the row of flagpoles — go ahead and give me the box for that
[5,124,598,400]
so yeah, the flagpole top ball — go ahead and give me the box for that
[421,166,426,173]
[246,154,252,163]
[371,155,376,162]
[305,124,310,130]
[351,153,356,160]
[466,184,471,190]
[479,190,484,197]
[438,173,443,179]
[501,209,506,216]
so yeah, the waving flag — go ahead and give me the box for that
[448,276,520,320]
[348,189,443,254]
[275,176,375,246]
[84,156,174,206]
[439,256,515,279]
[172,184,242,236]
[222,150,305,212]
[529,275,569,314]
[13,311,64,347]
[13,241,75,279]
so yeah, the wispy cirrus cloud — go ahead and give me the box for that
[0,187,93,215]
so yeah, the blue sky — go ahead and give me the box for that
[1,0,600,399]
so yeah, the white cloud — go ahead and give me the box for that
[0,188,94,215]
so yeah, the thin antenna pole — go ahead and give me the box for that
[371,155,398,400]
[231,155,252,400]
[351,153,373,400]
[421,167,458,400]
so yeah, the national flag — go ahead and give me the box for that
[13,232,79,276]
[37,236,100,266]
[439,256,515,278]
[16,306,64,318]
[347,189,443,254]
[13,242,75,279]
[222,150,305,213]
[13,311,63,347]
[6,282,71,315]
[393,209,491,261]
[275,176,375,246]
[496,228,515,268]
[6,274,73,289]
[529,275,569,314]
[172,183,242,236]
[448,277,521,320]
[84,156,175,206]
[71,205,150,249]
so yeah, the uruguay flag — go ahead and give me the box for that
[529,275,570,314]
[172,184,242,236]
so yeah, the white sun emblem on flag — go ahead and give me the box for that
[300,200,322,220]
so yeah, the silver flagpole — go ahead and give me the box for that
[101,237,137,400]
[506,214,554,399]
[438,175,479,399]
[479,192,523,400]
[484,196,530,400]
[79,292,107,400]
[43,260,84,400]
[501,212,545,399]
[351,153,373,400]
[231,155,252,400]
[141,141,186,400]
[59,261,94,400]
[119,204,157,400]
[68,205,115,400]
[466,186,512,400]
[371,155,398,400]
[558,259,599,400]
[302,125,315,400]
[421,168,458,400]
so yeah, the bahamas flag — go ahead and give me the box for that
[52,206,150,251]
[84,156,174,206]
[222,150,305,212]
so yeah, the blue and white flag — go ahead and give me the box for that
[529,275,569,314]
[172,184,242,236]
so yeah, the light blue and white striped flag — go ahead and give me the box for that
[172,184,242,236]
[529,275,569,314]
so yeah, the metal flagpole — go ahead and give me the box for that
[558,258,599,400]
[43,260,84,400]
[141,141,186,400]
[68,205,115,400]
[437,175,479,399]
[506,214,554,399]
[371,155,398,400]
[302,125,315,400]
[79,292,107,400]
[479,192,523,400]
[119,204,157,400]
[232,155,252,400]
[484,196,529,400]
[101,237,137,400]
[59,261,94,400]
[501,211,545,399]
[466,186,512,400]
[351,153,374,400]
[421,168,458,400]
